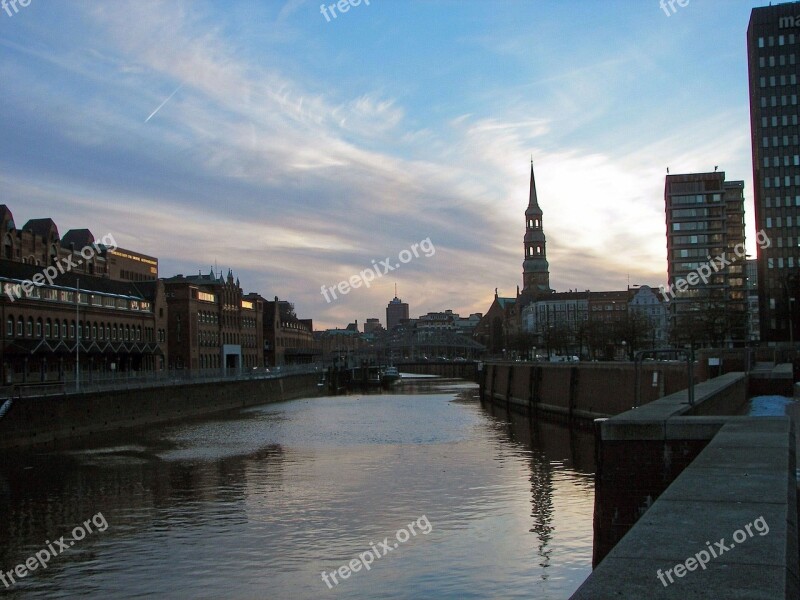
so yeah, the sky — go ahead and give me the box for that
[0,0,776,329]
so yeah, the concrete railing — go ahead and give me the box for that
[573,371,798,598]
[573,417,797,599]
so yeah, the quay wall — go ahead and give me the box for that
[0,373,319,450]
[480,362,700,422]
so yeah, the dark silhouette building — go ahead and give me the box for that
[747,3,800,343]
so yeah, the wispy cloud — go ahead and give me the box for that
[0,0,759,328]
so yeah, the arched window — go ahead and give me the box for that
[7,315,13,337]
[112,325,117,341]
[92,324,97,340]
[46,319,52,338]
[27,317,33,337]
[106,324,110,340]
[137,326,141,341]
[36,318,43,338]
[70,321,76,339]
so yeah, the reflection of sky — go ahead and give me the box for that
[0,383,596,599]
[0,1,765,328]
[748,395,794,417]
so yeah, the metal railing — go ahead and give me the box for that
[1,363,325,399]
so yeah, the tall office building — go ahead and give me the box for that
[664,172,747,344]
[747,3,800,344]
[386,294,409,331]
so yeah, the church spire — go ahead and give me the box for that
[522,160,551,296]
[527,161,542,216]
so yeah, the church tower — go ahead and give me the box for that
[522,161,552,296]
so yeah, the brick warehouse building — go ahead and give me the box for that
[254,295,317,366]
[0,205,168,384]
[164,270,264,373]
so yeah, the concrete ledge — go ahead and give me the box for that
[601,373,746,441]
[573,418,798,599]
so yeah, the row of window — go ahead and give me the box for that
[670,234,724,245]
[764,216,799,228]
[762,136,800,150]
[758,50,798,67]
[765,236,800,248]
[767,257,797,268]
[672,221,724,231]
[759,74,799,88]
[673,248,723,259]
[671,208,725,219]
[19,285,152,312]
[762,156,800,168]
[6,315,164,343]
[670,194,722,205]
[198,311,218,325]
[764,195,800,207]
[757,34,797,48]
[759,94,799,108]
[761,114,800,128]
[199,331,258,348]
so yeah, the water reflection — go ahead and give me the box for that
[0,379,594,599]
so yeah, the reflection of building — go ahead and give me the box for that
[746,259,760,343]
[0,206,168,384]
[386,295,409,331]
[164,270,263,372]
[747,5,800,344]
[664,172,747,345]
[260,296,317,366]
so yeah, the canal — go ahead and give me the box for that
[0,378,595,599]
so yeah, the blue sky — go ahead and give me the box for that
[0,0,772,328]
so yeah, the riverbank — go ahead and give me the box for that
[0,372,320,450]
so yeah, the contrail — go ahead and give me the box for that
[145,84,183,123]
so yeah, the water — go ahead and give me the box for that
[0,378,595,599]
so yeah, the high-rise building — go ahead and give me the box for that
[664,172,747,345]
[522,162,552,296]
[747,3,800,344]
[386,295,409,331]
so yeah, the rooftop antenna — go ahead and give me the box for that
[394,282,398,298]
